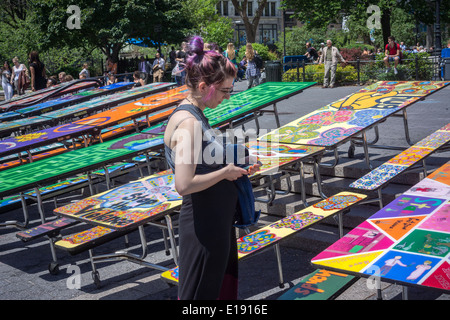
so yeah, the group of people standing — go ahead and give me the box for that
[1,52,47,100]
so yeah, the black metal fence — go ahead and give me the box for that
[281,55,444,85]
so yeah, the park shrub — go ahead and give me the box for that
[237,43,279,63]
[359,51,434,81]
[282,63,358,84]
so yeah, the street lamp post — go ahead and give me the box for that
[434,0,442,57]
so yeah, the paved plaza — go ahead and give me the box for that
[0,80,449,303]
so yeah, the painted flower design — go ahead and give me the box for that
[313,195,363,210]
[307,127,362,146]
[271,212,322,231]
[265,124,320,143]
[348,109,393,127]
[302,110,354,126]
[237,230,279,254]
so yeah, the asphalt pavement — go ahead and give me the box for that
[0,79,449,307]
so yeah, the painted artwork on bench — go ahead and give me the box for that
[245,140,324,177]
[259,81,450,147]
[54,170,182,231]
[312,161,450,292]
[350,123,450,191]
[237,192,366,259]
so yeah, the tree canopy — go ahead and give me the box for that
[31,0,192,62]
[282,0,449,46]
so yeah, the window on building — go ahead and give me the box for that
[248,1,253,16]
[223,1,228,16]
[264,2,270,16]
[236,24,247,48]
[263,2,276,16]
[216,2,221,15]
[260,24,277,45]
[270,2,276,16]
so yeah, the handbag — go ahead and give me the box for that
[171,62,180,76]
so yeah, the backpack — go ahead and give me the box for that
[253,54,264,69]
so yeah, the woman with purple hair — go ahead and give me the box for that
[164,36,260,300]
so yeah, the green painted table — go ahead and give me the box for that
[0,131,164,198]
[205,82,316,128]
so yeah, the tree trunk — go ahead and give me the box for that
[381,8,391,46]
[230,0,267,44]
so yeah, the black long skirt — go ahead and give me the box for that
[177,179,238,300]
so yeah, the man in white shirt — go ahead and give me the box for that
[152,52,165,83]
[318,40,346,88]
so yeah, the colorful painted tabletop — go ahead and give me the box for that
[41,82,175,121]
[0,81,99,112]
[259,81,450,147]
[54,170,182,231]
[245,140,325,178]
[15,82,134,117]
[0,130,165,197]
[311,161,450,293]
[205,82,316,127]
[0,121,100,158]
[0,83,175,157]
[350,122,450,191]
[66,85,188,131]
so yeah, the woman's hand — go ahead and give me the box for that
[247,162,262,176]
[223,164,248,181]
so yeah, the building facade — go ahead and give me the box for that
[216,1,287,47]
[216,0,342,48]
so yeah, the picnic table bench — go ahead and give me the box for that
[259,81,450,170]
[350,122,450,208]
[52,170,182,286]
[0,128,166,228]
[160,191,367,289]
[312,161,450,298]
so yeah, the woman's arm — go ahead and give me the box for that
[30,66,35,91]
[171,117,247,196]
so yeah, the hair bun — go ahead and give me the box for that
[188,36,205,56]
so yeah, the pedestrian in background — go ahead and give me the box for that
[319,40,346,88]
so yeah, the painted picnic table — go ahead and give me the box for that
[0,80,100,111]
[0,83,175,160]
[0,129,165,198]
[41,82,175,122]
[245,140,325,205]
[54,170,182,232]
[311,161,450,294]
[205,82,316,128]
[53,170,182,283]
[14,82,134,117]
[259,81,450,168]
[68,85,188,139]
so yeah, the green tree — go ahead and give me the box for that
[282,0,450,47]
[31,0,192,63]
[183,0,234,49]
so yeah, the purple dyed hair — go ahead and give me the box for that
[184,36,236,101]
